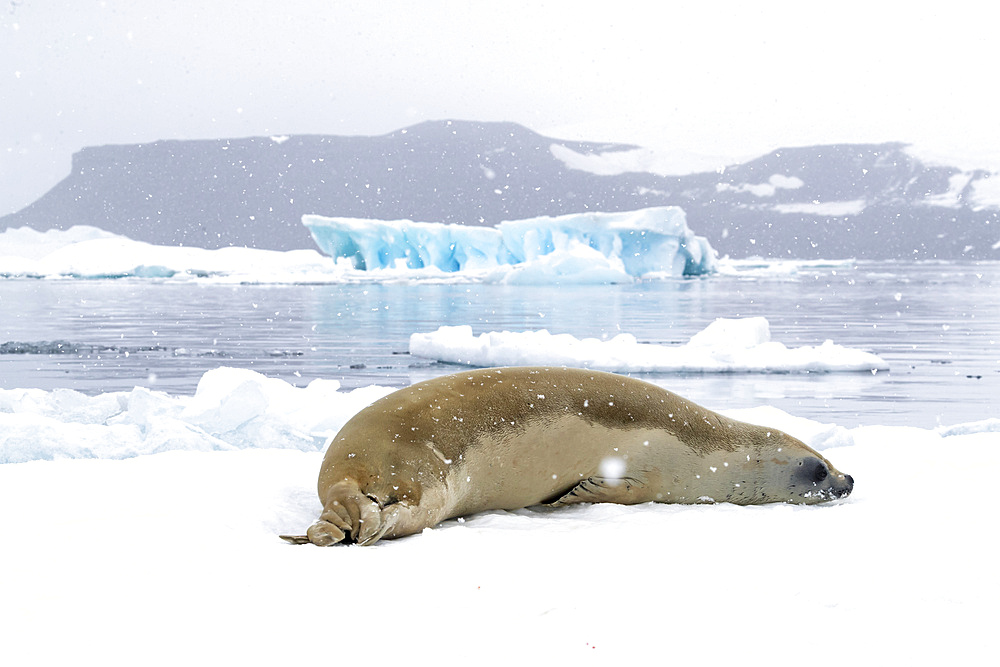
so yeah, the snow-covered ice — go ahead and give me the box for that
[303,206,717,280]
[0,367,393,463]
[1,223,865,285]
[408,317,889,373]
[1,367,996,663]
[0,225,341,283]
[2,211,716,284]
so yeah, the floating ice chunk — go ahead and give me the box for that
[408,318,889,373]
[303,206,717,280]
[715,258,857,278]
[687,316,771,349]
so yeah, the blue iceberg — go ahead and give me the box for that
[302,206,717,281]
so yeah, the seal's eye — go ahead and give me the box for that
[797,458,829,484]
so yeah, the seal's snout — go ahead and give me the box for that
[837,473,855,499]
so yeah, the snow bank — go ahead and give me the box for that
[0,367,393,463]
[303,206,717,280]
[408,317,889,373]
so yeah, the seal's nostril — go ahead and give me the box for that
[845,474,854,488]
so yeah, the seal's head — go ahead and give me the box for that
[696,426,854,506]
[749,430,854,505]
[786,450,854,504]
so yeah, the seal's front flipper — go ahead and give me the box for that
[547,476,648,507]
[279,534,311,545]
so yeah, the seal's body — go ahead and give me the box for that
[283,367,853,546]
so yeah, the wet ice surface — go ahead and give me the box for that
[1,261,996,428]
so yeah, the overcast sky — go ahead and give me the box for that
[2,0,997,216]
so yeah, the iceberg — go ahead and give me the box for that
[1,212,714,284]
[408,317,889,373]
[302,206,717,281]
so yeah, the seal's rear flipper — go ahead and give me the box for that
[279,534,311,545]
[546,476,647,507]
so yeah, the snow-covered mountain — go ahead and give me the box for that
[2,120,997,259]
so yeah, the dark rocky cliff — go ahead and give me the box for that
[3,120,997,259]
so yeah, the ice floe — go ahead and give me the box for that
[408,317,889,373]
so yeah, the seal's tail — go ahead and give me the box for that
[279,534,310,545]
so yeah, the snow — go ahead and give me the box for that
[902,142,1000,176]
[548,142,759,177]
[900,145,1000,210]
[716,173,804,197]
[303,206,718,280]
[773,199,867,216]
[920,172,974,209]
[1,367,996,663]
[408,317,889,373]
[970,173,1000,210]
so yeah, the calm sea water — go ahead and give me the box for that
[1,261,997,428]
